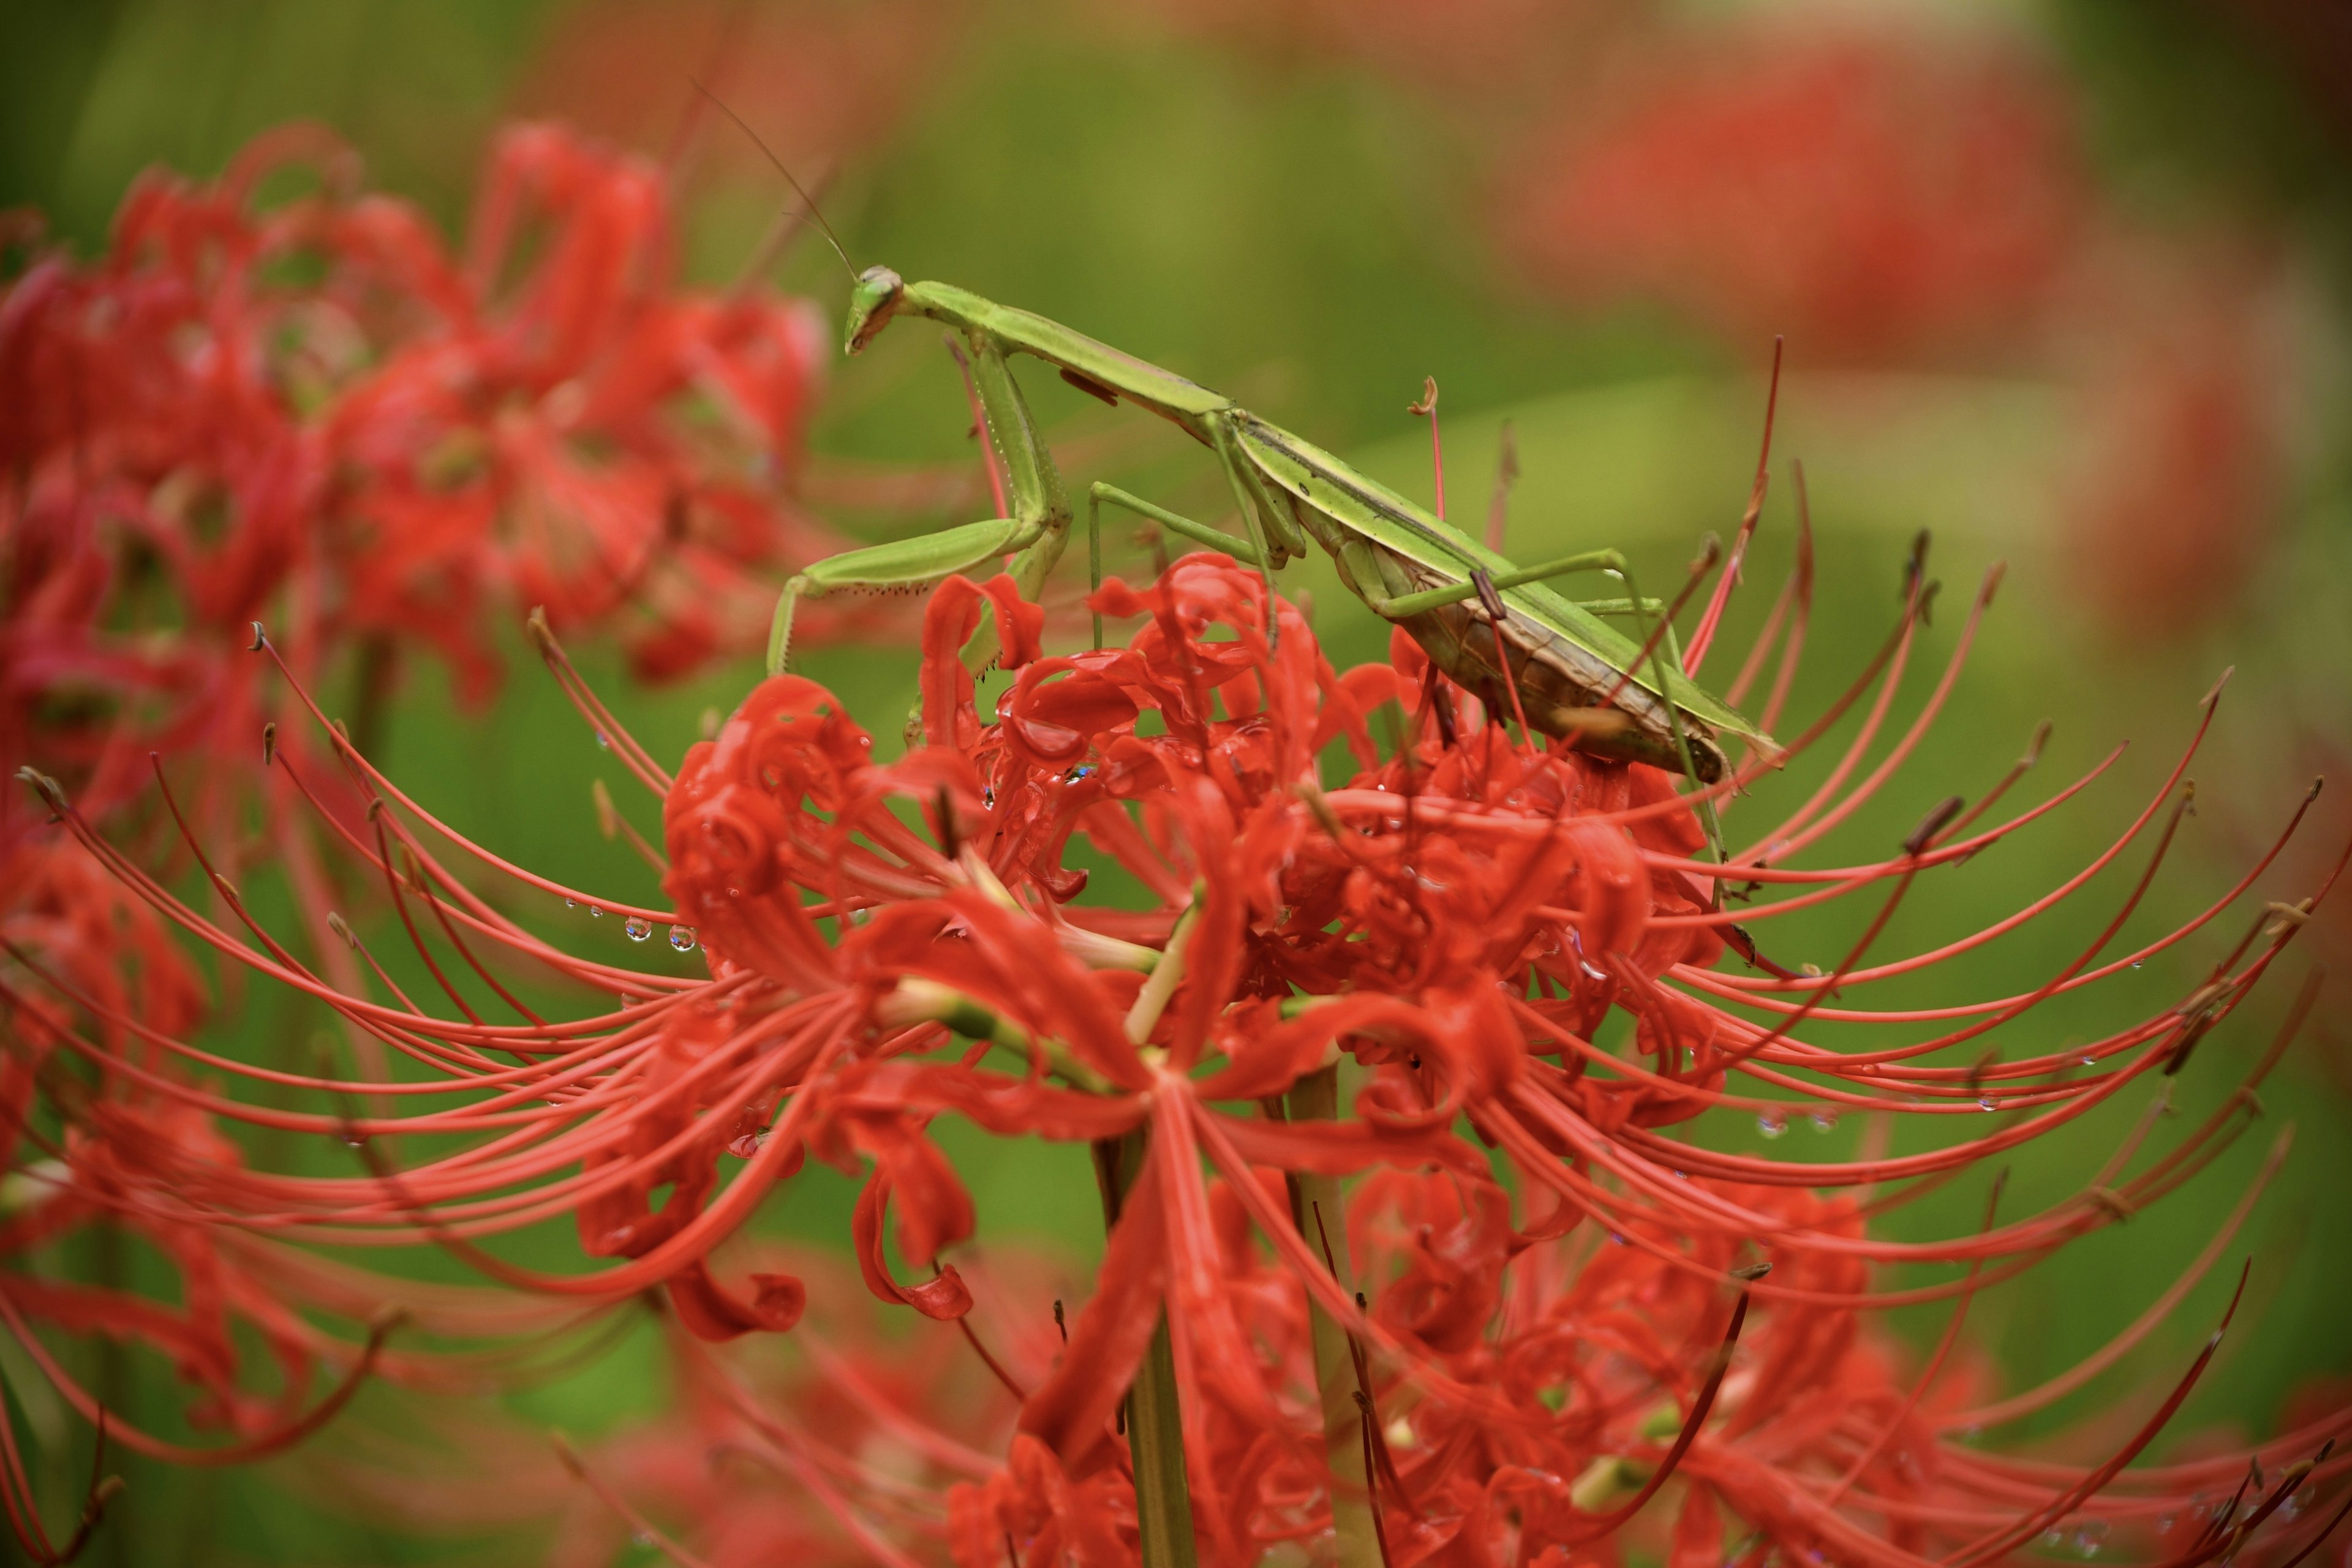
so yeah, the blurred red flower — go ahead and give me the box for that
[1504,26,2087,364]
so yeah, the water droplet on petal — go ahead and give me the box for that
[1757,1111,1788,1139]
[1607,1231,1627,1246]
[2130,960,2143,970]
[596,731,612,750]
[669,924,697,952]
[2080,1055,2097,1066]
[2157,1516,2176,1534]
[589,905,603,918]
[623,915,652,942]
[1811,1109,1839,1133]
[2073,1521,2108,1556]
[564,897,575,909]
[1977,1096,1997,1111]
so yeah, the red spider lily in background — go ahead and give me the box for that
[1152,2,2304,645]
[1,113,854,835]
[312,118,850,691]
[0,110,902,1226]
[1502,28,2087,365]
[1505,20,2308,641]
[7,513,2347,1566]
[0,110,921,1560]
[2056,241,2295,632]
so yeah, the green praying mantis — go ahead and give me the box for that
[721,99,1770,790]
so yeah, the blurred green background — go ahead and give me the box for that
[5,0,2351,1561]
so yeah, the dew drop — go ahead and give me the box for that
[1065,763,1095,782]
[2073,1520,2108,1556]
[981,787,995,809]
[669,924,698,952]
[1811,1109,1839,1133]
[564,897,576,909]
[1607,1231,1628,1246]
[1757,1110,1788,1139]
[589,905,603,918]
[2157,1516,2176,1534]
[623,915,652,942]
[2130,960,2143,970]
[1977,1096,1998,1111]
[2042,1531,2064,1548]
[596,731,611,750]
[2080,1055,2097,1066]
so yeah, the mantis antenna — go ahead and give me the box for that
[690,78,858,283]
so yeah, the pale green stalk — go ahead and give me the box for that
[1287,1064,1381,1568]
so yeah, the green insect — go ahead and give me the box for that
[771,265,1768,791]
[708,98,1765,791]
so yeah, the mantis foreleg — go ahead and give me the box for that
[766,516,1037,674]
[769,334,1071,682]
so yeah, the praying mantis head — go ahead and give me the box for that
[846,265,905,355]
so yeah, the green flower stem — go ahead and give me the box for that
[1286,1063,1382,1568]
[1095,1131,1198,1568]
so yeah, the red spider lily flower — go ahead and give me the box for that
[0,113,865,864]
[0,107,919,1561]
[1501,24,2087,364]
[2058,243,2294,632]
[6,536,2350,1568]
[313,118,861,687]
[1488,18,2299,644]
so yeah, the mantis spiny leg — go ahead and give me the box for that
[1209,418,1290,650]
[766,516,1035,674]
[1605,555,1730,863]
[1377,548,1627,620]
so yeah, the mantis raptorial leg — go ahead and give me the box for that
[766,333,1069,677]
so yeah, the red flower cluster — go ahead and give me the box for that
[0,115,914,1559]
[1,116,853,831]
[1503,29,2085,365]
[7,519,2346,1564]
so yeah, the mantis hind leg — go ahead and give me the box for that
[1378,548,1629,619]
[766,515,1035,674]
